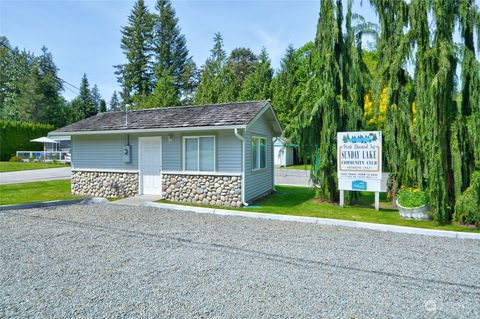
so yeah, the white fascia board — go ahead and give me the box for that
[49,125,247,136]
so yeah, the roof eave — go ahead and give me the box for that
[49,124,248,136]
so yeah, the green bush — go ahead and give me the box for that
[453,172,480,228]
[0,121,54,161]
[9,155,23,162]
[397,186,428,208]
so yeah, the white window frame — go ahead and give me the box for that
[182,135,216,172]
[252,136,267,171]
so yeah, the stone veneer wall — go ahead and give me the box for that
[162,174,242,207]
[72,170,138,198]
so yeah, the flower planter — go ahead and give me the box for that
[396,199,430,220]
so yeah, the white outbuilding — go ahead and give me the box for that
[273,137,295,167]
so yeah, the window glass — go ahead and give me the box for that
[252,138,258,169]
[185,138,198,170]
[260,138,266,168]
[199,137,214,171]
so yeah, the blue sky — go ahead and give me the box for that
[1,0,378,102]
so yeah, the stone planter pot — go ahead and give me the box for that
[396,199,430,220]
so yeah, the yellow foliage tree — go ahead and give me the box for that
[363,87,388,128]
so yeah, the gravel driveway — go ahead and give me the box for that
[1,204,479,318]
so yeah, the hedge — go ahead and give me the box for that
[0,121,55,161]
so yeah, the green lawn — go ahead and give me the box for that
[160,185,480,233]
[0,180,81,205]
[0,161,68,172]
[278,164,312,170]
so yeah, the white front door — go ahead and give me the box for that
[139,137,162,195]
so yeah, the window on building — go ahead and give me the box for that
[184,136,215,171]
[252,136,267,170]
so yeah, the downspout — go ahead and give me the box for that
[272,136,277,192]
[234,128,249,206]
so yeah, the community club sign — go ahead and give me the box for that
[337,131,387,210]
[337,131,382,180]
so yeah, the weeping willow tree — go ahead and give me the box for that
[451,0,480,197]
[370,0,416,199]
[288,0,343,201]
[342,0,366,132]
[410,0,457,223]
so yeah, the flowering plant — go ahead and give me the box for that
[397,185,428,208]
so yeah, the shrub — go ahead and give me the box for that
[9,155,23,162]
[0,121,54,161]
[397,186,428,208]
[453,172,480,228]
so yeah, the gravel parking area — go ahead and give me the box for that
[1,204,479,318]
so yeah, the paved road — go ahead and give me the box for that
[0,167,71,184]
[1,204,479,318]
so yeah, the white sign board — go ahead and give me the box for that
[337,131,382,180]
[338,173,389,192]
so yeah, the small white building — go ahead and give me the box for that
[274,137,295,167]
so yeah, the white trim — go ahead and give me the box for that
[72,168,139,173]
[182,135,216,172]
[252,136,267,171]
[162,170,242,177]
[139,136,163,196]
[50,125,246,136]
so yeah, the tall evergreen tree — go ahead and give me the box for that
[195,33,228,104]
[240,48,273,101]
[144,69,179,108]
[17,46,66,126]
[152,0,190,103]
[115,0,153,106]
[109,90,121,111]
[75,73,96,119]
[227,47,257,87]
[91,84,102,113]
[99,99,107,113]
[289,0,343,201]
[179,59,199,105]
[0,43,34,121]
[272,45,299,127]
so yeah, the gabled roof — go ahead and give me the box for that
[51,101,279,135]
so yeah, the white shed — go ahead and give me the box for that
[274,137,295,167]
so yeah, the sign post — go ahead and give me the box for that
[337,131,387,211]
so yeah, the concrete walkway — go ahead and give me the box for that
[110,195,163,206]
[274,168,312,186]
[0,167,71,184]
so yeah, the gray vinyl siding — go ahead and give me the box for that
[217,130,242,172]
[156,133,181,171]
[72,130,242,173]
[244,115,274,202]
[72,134,138,170]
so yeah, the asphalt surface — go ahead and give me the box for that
[1,204,479,318]
[0,167,71,184]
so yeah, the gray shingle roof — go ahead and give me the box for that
[53,101,269,133]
